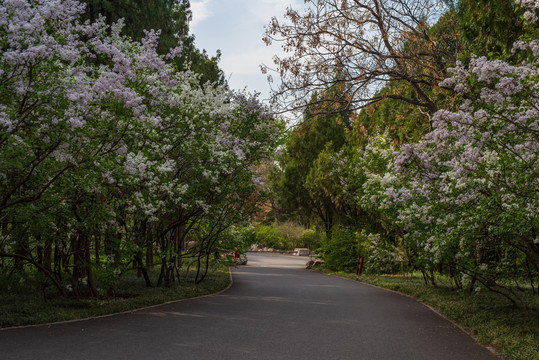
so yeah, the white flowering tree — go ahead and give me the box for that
[315,0,539,307]
[0,0,282,297]
[381,0,539,308]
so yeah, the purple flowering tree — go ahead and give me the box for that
[0,0,282,297]
[386,0,539,307]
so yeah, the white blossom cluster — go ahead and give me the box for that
[0,0,282,294]
[329,1,539,293]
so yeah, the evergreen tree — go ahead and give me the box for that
[269,83,352,233]
[456,0,524,61]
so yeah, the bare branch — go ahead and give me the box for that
[263,0,456,116]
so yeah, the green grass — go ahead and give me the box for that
[320,270,538,360]
[0,265,231,329]
[3,264,537,360]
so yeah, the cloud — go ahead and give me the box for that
[221,47,277,76]
[220,45,289,102]
[190,0,213,29]
[188,0,305,103]
[245,0,304,22]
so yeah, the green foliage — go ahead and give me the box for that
[182,47,226,87]
[319,226,403,273]
[252,225,283,250]
[350,89,430,147]
[298,229,323,250]
[304,143,343,230]
[456,0,525,62]
[252,222,305,250]
[274,221,304,248]
[212,226,255,261]
[319,226,362,272]
[0,265,230,328]
[269,84,352,230]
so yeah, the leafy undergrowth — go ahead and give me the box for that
[320,270,539,360]
[0,266,231,329]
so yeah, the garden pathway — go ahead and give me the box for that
[0,252,497,359]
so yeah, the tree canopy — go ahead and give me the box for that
[263,0,539,308]
[81,0,225,85]
[0,0,281,297]
[263,0,457,115]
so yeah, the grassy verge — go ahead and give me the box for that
[0,265,231,329]
[320,269,538,360]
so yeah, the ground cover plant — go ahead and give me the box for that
[251,222,322,251]
[0,264,230,329]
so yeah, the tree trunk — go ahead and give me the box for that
[157,256,166,287]
[43,237,52,273]
[71,234,98,298]
[135,251,151,287]
[356,256,365,275]
[70,235,81,296]
[84,234,99,298]
[146,242,153,267]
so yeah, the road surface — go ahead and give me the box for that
[0,252,497,359]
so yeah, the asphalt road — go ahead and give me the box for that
[0,252,498,359]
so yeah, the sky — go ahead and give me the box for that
[189,0,303,104]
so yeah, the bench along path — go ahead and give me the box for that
[0,252,497,360]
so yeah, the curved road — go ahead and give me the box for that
[0,253,497,359]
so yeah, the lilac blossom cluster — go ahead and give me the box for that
[0,0,281,296]
[373,1,538,302]
[327,1,539,304]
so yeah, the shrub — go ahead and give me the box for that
[253,225,283,249]
[298,229,323,250]
[320,226,361,272]
[253,222,306,250]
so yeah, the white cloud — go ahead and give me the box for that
[244,0,304,22]
[190,0,214,29]
[221,44,282,76]
[259,0,303,10]
[188,0,305,104]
